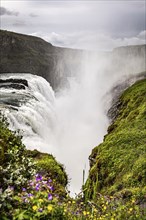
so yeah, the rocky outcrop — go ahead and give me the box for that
[0,78,28,90]
[0,30,146,90]
[107,71,146,123]
[85,77,146,202]
[0,30,83,90]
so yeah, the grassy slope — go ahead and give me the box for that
[0,115,68,193]
[85,78,146,201]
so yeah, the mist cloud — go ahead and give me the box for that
[12,21,26,27]
[32,30,146,51]
[1,1,145,50]
[0,0,145,195]
[29,13,38,18]
[0,7,19,16]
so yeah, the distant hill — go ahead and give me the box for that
[0,30,83,89]
[0,30,146,90]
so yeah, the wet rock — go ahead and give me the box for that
[0,78,28,90]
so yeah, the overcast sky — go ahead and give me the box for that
[0,0,146,51]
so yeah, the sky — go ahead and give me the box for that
[0,0,146,50]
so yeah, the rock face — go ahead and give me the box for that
[0,30,146,90]
[0,30,83,90]
[107,71,146,123]
[84,77,146,201]
[110,45,146,75]
[0,78,28,90]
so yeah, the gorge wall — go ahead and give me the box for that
[0,30,146,195]
[0,30,84,90]
[85,78,146,202]
[0,30,146,91]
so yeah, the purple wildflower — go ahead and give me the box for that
[75,211,80,215]
[48,193,53,200]
[36,174,43,181]
[48,185,54,191]
[28,193,33,197]
[55,194,59,198]
[24,198,29,203]
[35,186,40,191]
[48,179,52,183]
[29,182,34,186]
[22,188,26,192]
[8,186,14,191]
[22,196,29,203]
[42,180,47,184]
[39,208,43,212]
[29,180,34,186]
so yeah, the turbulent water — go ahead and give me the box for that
[0,52,145,195]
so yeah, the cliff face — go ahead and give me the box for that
[0,30,83,90]
[85,77,146,201]
[110,45,146,76]
[0,30,146,90]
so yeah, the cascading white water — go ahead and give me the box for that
[0,74,59,154]
[0,51,145,196]
[0,70,108,195]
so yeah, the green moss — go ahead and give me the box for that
[0,114,23,165]
[85,77,146,201]
[27,149,68,187]
[0,114,68,195]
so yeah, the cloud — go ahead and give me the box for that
[12,21,26,27]
[31,30,146,51]
[29,13,38,18]
[1,1,145,50]
[1,1,145,37]
[0,6,19,16]
[137,30,146,40]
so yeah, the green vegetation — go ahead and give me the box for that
[27,150,68,196]
[0,114,68,219]
[0,78,146,219]
[85,78,146,204]
[0,114,67,188]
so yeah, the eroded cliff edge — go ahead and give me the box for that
[0,30,146,91]
[0,30,84,90]
[85,77,146,202]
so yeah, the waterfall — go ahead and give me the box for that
[0,74,58,153]
[0,50,145,196]
[0,70,109,195]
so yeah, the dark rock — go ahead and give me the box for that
[0,83,26,90]
[85,78,146,201]
[0,78,28,87]
[0,30,145,91]
[107,72,146,123]
[0,78,28,90]
[0,30,84,90]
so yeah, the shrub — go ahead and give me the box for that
[0,113,36,218]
